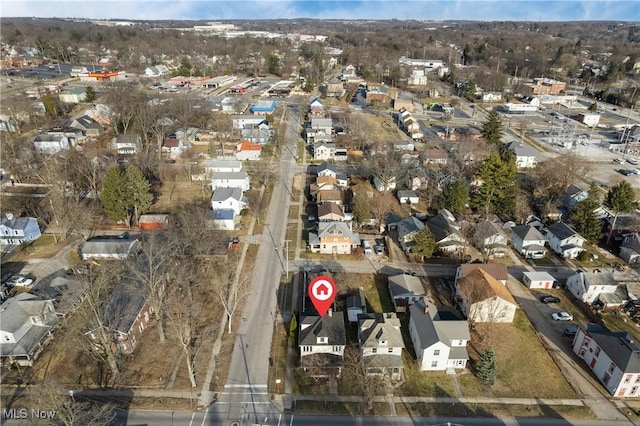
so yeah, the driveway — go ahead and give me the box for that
[506,277,628,421]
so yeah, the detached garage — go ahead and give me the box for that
[522,271,556,289]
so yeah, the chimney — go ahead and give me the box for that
[424,304,429,314]
[328,308,332,317]
[5,212,13,221]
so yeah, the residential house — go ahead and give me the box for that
[0,214,41,246]
[455,269,517,323]
[572,323,640,398]
[308,221,360,255]
[394,216,425,253]
[563,183,590,211]
[426,209,467,255]
[366,83,390,102]
[0,114,18,133]
[388,273,426,313]
[357,313,404,380]
[110,134,141,155]
[346,288,366,322]
[309,97,325,117]
[0,293,57,367]
[210,171,250,192]
[522,271,556,289]
[393,140,415,151]
[547,222,585,259]
[510,225,548,259]
[306,118,333,144]
[249,99,276,115]
[203,158,242,177]
[32,276,85,317]
[231,114,267,130]
[241,122,271,144]
[481,92,503,102]
[408,69,428,86]
[340,65,357,81]
[409,299,470,372]
[33,133,75,154]
[211,187,247,215]
[400,151,421,165]
[162,137,190,158]
[80,236,141,260]
[313,142,337,161]
[566,270,620,304]
[316,162,337,179]
[397,190,419,206]
[474,221,508,259]
[318,203,347,222]
[69,115,104,137]
[605,215,640,243]
[372,175,397,192]
[324,77,345,97]
[507,142,538,168]
[59,87,87,104]
[208,209,237,231]
[310,176,340,198]
[299,312,346,377]
[85,280,154,354]
[421,149,449,165]
[621,233,640,264]
[234,140,262,161]
[316,190,343,206]
[455,263,509,286]
[144,64,170,77]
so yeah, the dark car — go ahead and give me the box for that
[540,295,561,304]
[564,326,578,337]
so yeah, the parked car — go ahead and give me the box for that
[613,158,624,164]
[374,245,383,255]
[564,326,578,337]
[628,158,639,165]
[5,275,34,288]
[540,295,561,304]
[552,312,573,321]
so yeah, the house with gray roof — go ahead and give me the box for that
[392,216,425,253]
[69,115,104,137]
[566,270,620,304]
[299,312,346,376]
[408,299,470,372]
[346,288,366,322]
[572,323,640,397]
[474,221,508,259]
[621,233,640,264]
[357,312,404,380]
[507,141,538,168]
[388,274,426,313]
[546,222,585,259]
[80,236,141,260]
[308,221,360,255]
[0,213,41,246]
[397,190,419,206]
[0,293,57,367]
[426,209,467,254]
[210,171,250,192]
[510,225,547,259]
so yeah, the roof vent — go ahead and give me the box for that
[5,212,13,221]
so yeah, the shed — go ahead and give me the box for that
[139,214,169,230]
[522,271,556,289]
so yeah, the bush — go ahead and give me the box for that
[577,250,589,262]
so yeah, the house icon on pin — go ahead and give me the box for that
[316,283,330,296]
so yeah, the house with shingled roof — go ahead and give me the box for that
[308,221,359,255]
[388,273,426,313]
[572,323,640,397]
[299,312,346,377]
[409,299,470,372]
[357,312,404,380]
[455,263,508,286]
[474,221,508,259]
[455,269,517,323]
[621,233,640,264]
[510,225,547,259]
[546,222,585,259]
[426,209,467,255]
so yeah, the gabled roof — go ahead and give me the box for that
[409,299,470,350]
[507,141,538,157]
[316,161,337,175]
[458,269,517,305]
[397,190,418,199]
[511,225,545,241]
[397,216,425,239]
[318,221,353,238]
[358,313,404,348]
[459,263,509,283]
[299,313,346,346]
[572,270,619,289]
[622,233,640,252]
[72,115,103,130]
[0,293,54,334]
[103,280,147,334]
[0,217,37,231]
[426,209,462,243]
[318,202,345,218]
[235,140,262,152]
[212,187,244,202]
[388,274,425,298]
[316,190,343,203]
[584,323,640,374]
[547,222,583,241]
[474,221,505,242]
[81,238,139,257]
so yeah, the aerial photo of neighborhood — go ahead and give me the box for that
[1,1,640,425]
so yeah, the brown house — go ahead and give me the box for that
[318,202,347,222]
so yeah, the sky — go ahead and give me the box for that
[2,0,639,22]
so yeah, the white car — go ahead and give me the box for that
[551,311,573,321]
[5,275,34,288]
[628,158,639,165]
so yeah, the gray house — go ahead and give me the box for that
[388,274,426,313]
[620,233,640,264]
[511,225,547,259]
[299,312,346,377]
[357,313,404,380]
[0,213,42,246]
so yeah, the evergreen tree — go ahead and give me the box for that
[471,150,517,216]
[440,179,469,213]
[481,111,503,146]
[476,347,497,385]
[570,183,602,244]
[42,93,58,117]
[100,167,129,224]
[85,86,95,103]
[351,190,371,225]
[604,181,639,245]
[126,165,153,227]
[411,227,438,259]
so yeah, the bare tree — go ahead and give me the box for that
[370,192,398,232]
[340,344,384,413]
[533,153,592,204]
[101,82,145,135]
[216,253,250,334]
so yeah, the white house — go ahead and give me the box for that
[511,225,547,259]
[306,118,333,144]
[426,209,467,255]
[80,237,141,260]
[572,323,640,398]
[388,274,425,313]
[0,214,42,246]
[299,312,346,376]
[455,263,508,286]
[358,312,405,380]
[307,221,360,255]
[522,271,556,289]
[211,187,247,215]
[144,65,170,77]
[566,270,619,304]
[508,142,538,168]
[372,175,397,192]
[455,268,517,323]
[620,233,640,264]
[33,134,74,154]
[0,293,57,367]
[474,221,508,259]
[409,299,470,372]
[59,87,87,104]
[234,140,262,161]
[482,92,503,102]
[316,162,337,179]
[203,158,243,177]
[313,142,336,161]
[546,222,585,259]
[231,114,267,130]
[110,134,141,155]
[210,171,250,192]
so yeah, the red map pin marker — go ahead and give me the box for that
[309,275,337,317]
